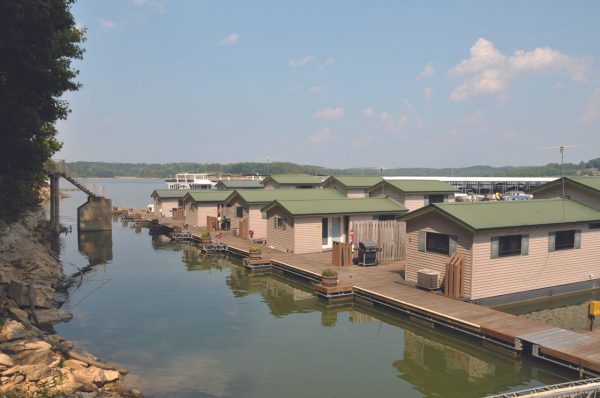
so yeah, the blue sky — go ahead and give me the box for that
[57,0,600,168]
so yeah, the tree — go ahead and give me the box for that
[0,0,84,221]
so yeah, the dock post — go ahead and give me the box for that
[49,174,60,233]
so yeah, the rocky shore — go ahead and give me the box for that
[0,208,141,397]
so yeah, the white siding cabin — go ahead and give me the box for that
[150,189,189,218]
[183,191,231,228]
[369,180,458,212]
[320,176,382,198]
[528,176,600,211]
[400,199,600,305]
[262,198,407,254]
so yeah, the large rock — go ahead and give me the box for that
[0,320,39,341]
[73,366,107,386]
[8,306,30,323]
[0,353,13,367]
[35,308,73,325]
[7,280,54,308]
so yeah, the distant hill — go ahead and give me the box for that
[67,158,600,178]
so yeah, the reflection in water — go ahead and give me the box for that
[78,230,113,266]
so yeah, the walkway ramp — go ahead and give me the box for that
[44,159,104,197]
[486,377,600,398]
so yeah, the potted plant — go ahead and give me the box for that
[321,268,338,286]
[200,231,212,244]
[248,246,262,259]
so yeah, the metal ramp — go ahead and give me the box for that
[519,328,596,350]
[486,378,600,398]
[44,159,104,197]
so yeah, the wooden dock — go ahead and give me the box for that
[144,217,600,377]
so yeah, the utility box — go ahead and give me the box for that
[589,301,600,317]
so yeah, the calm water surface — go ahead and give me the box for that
[51,179,572,398]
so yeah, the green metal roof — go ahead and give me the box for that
[400,198,600,231]
[185,191,231,202]
[151,189,191,199]
[527,176,600,195]
[225,188,344,205]
[265,198,408,216]
[371,179,458,193]
[322,176,383,189]
[215,180,263,189]
[262,174,323,185]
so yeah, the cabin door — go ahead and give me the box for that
[322,218,329,248]
[323,216,343,249]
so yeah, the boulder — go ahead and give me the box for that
[21,364,51,382]
[8,306,30,323]
[73,366,106,386]
[35,308,73,325]
[103,369,120,382]
[7,280,54,308]
[0,320,39,341]
[0,353,13,367]
[64,359,89,371]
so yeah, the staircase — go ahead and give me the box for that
[44,160,105,197]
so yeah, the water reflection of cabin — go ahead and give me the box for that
[222,189,344,240]
[150,189,189,218]
[262,198,407,254]
[400,199,600,305]
[261,174,323,189]
[369,180,458,212]
[320,176,382,198]
[182,191,231,228]
[528,176,600,211]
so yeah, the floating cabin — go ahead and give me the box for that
[150,189,189,218]
[527,176,600,211]
[214,180,264,190]
[261,198,408,254]
[320,176,383,198]
[261,174,324,189]
[399,198,600,305]
[223,189,345,240]
[182,191,231,228]
[369,180,458,212]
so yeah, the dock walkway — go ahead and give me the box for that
[136,216,600,377]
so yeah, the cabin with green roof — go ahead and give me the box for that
[527,176,600,211]
[399,199,600,305]
[150,189,190,218]
[182,191,231,228]
[369,179,458,211]
[223,189,345,239]
[321,176,382,198]
[214,180,263,190]
[261,174,324,189]
[261,198,408,254]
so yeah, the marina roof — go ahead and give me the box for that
[321,176,383,189]
[151,189,190,199]
[527,176,600,195]
[263,198,408,217]
[261,174,323,185]
[184,191,231,202]
[225,188,344,205]
[371,179,458,193]
[399,198,600,231]
[215,180,263,189]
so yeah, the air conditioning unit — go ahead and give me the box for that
[417,269,442,290]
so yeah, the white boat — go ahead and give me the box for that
[165,173,217,190]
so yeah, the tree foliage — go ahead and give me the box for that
[0,0,84,221]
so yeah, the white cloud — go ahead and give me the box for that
[418,62,435,79]
[289,55,315,67]
[318,57,335,70]
[309,85,328,94]
[424,87,433,101]
[314,107,345,120]
[352,135,374,147]
[97,18,118,29]
[307,128,335,143]
[362,107,375,117]
[379,112,408,133]
[450,38,588,101]
[580,88,600,125]
[218,33,239,46]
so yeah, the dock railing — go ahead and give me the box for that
[44,159,105,197]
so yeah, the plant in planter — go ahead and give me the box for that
[200,231,212,244]
[321,268,338,286]
[248,246,262,259]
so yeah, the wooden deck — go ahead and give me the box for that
[137,216,600,376]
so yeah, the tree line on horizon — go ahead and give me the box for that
[67,158,600,178]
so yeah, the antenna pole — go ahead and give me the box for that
[560,145,565,199]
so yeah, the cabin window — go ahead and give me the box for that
[274,217,288,230]
[498,235,522,257]
[377,214,396,221]
[178,199,184,208]
[589,223,600,229]
[236,206,244,218]
[555,230,575,250]
[297,185,314,189]
[426,232,449,254]
[428,194,445,204]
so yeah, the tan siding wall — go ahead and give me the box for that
[294,217,323,254]
[471,224,600,300]
[533,184,600,211]
[157,199,179,218]
[153,198,161,217]
[405,213,474,298]
[370,186,405,204]
[227,198,247,230]
[184,201,195,225]
[248,204,267,239]
[266,208,294,252]
[195,203,218,228]
[405,194,426,212]
[347,189,368,198]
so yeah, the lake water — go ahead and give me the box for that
[51,179,572,398]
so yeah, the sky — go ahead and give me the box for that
[57,0,600,169]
